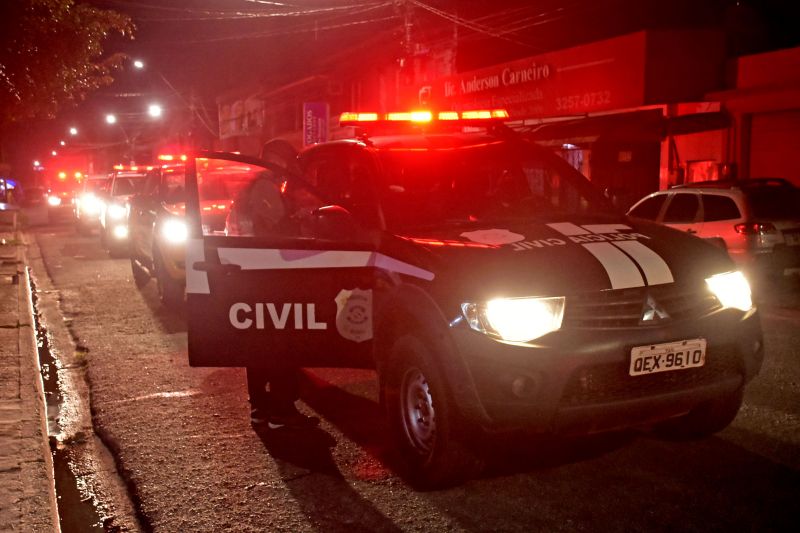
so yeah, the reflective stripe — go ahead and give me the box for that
[582,223,632,234]
[546,222,588,236]
[185,239,210,295]
[185,247,434,295]
[582,242,645,289]
[613,240,674,286]
[547,222,633,235]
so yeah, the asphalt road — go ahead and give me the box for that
[30,223,800,532]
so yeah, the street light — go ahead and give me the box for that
[105,114,117,125]
[133,59,144,69]
[59,140,66,146]
[51,150,57,156]
[69,127,78,135]
[148,103,163,118]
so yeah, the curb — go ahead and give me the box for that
[20,263,62,532]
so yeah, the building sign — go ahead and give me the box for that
[303,102,329,147]
[219,96,265,139]
[423,32,648,119]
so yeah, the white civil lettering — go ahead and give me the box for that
[267,303,291,329]
[306,304,327,330]
[229,303,253,330]
[255,303,264,329]
[294,303,303,329]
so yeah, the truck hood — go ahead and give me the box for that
[390,214,735,300]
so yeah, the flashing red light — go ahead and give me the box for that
[158,154,188,162]
[340,108,509,127]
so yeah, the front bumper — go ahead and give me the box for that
[448,306,763,434]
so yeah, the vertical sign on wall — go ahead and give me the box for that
[303,102,329,147]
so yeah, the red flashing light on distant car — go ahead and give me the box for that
[157,154,188,162]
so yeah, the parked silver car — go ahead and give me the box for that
[628,178,800,276]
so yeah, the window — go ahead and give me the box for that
[302,151,380,228]
[663,194,700,223]
[629,195,666,220]
[702,194,741,222]
[377,141,606,231]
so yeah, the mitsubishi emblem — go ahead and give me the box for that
[641,294,670,322]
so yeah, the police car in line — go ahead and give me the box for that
[100,165,151,257]
[183,109,763,488]
[128,156,189,308]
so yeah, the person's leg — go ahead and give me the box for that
[267,365,299,414]
[246,367,271,424]
[264,367,319,428]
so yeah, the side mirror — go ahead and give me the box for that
[310,205,374,245]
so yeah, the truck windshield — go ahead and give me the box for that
[377,140,611,231]
[112,175,147,196]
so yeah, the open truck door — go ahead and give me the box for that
[184,152,377,369]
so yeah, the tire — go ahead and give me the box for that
[130,258,150,289]
[155,253,184,309]
[655,386,744,440]
[382,334,481,489]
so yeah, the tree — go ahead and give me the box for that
[0,0,134,125]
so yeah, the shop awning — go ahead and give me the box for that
[521,109,729,145]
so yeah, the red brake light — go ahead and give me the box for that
[734,222,776,234]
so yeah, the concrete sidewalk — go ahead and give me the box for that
[0,206,59,532]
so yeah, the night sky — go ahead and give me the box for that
[5,0,798,180]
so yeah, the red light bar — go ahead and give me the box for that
[158,154,188,162]
[340,112,379,123]
[340,109,509,126]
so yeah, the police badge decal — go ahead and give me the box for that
[335,289,373,342]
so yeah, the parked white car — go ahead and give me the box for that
[627,178,800,276]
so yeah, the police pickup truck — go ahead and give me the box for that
[128,158,188,308]
[183,109,763,488]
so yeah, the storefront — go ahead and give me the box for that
[708,46,800,186]
[417,30,730,208]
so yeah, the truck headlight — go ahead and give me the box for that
[47,195,62,206]
[705,271,753,312]
[461,296,565,343]
[107,203,126,220]
[161,218,188,244]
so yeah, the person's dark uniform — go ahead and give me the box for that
[226,167,319,429]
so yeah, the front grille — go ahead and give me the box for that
[563,283,721,329]
[560,345,743,407]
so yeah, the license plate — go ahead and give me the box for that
[629,338,706,376]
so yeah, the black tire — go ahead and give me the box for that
[382,334,482,489]
[655,386,744,440]
[130,258,150,289]
[155,253,184,309]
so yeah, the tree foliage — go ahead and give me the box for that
[0,0,134,125]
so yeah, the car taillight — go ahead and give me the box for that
[734,222,776,235]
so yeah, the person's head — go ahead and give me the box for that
[260,140,299,173]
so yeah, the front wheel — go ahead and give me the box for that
[130,258,150,289]
[382,334,481,489]
[155,253,184,309]
[655,386,744,440]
